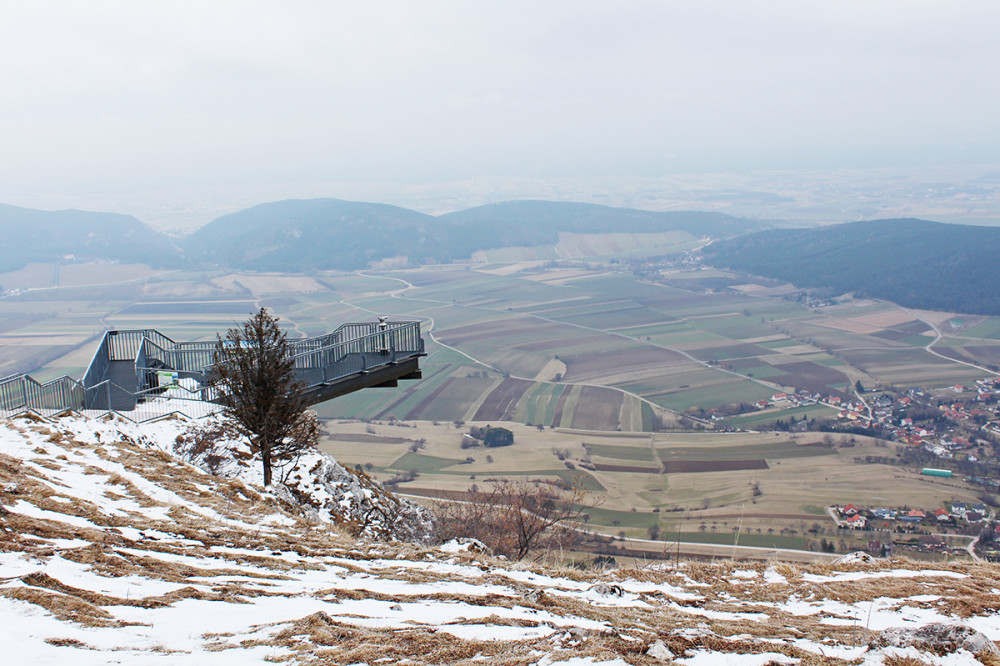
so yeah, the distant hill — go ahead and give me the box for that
[0,198,771,275]
[439,200,768,242]
[182,198,769,271]
[0,204,181,273]
[181,199,445,271]
[701,218,1000,315]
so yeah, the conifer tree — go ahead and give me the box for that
[209,308,314,485]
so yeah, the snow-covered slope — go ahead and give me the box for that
[2,413,1000,665]
[167,415,435,541]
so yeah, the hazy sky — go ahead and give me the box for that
[1,1,998,217]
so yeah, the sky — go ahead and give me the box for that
[0,1,998,225]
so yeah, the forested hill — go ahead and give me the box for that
[0,203,180,273]
[0,198,768,274]
[180,199,444,271]
[701,218,1000,315]
[180,198,769,271]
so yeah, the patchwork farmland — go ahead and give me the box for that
[4,257,999,553]
[319,419,983,553]
[5,259,998,430]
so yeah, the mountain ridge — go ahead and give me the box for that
[0,198,768,274]
[0,203,182,273]
[701,217,1000,315]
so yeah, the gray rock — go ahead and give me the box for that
[834,551,875,564]
[871,622,999,656]
[589,582,625,597]
[646,639,674,661]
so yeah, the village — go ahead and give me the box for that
[830,500,995,559]
[755,376,1000,465]
[718,375,1000,558]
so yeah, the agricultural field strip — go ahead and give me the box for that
[339,278,717,425]
[342,271,947,426]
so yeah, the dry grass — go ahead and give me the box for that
[0,586,120,627]
[4,414,1000,665]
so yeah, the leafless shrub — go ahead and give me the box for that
[435,479,587,560]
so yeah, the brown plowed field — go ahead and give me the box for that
[562,346,691,382]
[405,377,456,420]
[472,377,532,421]
[591,462,659,473]
[766,360,849,396]
[570,386,623,431]
[374,392,412,420]
[437,319,563,345]
[515,335,614,352]
[962,345,1000,364]
[662,459,769,473]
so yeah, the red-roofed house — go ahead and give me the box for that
[845,514,867,529]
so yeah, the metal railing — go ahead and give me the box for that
[0,374,86,418]
[1,319,423,422]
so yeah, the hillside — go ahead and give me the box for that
[3,413,1000,664]
[0,199,769,274]
[180,199,445,271]
[180,199,770,271]
[0,204,181,273]
[701,218,1000,315]
[439,200,769,243]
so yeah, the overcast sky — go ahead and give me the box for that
[1,1,998,218]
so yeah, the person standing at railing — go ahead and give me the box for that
[377,316,389,354]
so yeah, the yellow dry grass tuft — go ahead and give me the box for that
[0,586,120,628]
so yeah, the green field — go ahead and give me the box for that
[965,317,1000,340]
[722,405,841,428]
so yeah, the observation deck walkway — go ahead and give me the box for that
[0,320,424,422]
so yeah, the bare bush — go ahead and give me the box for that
[435,479,587,560]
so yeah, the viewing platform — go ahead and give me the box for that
[0,319,424,422]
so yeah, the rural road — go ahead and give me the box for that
[894,303,999,377]
[931,532,982,562]
[826,506,845,527]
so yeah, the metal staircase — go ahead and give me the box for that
[0,320,424,422]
